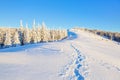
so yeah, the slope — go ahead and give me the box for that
[0,29,120,80]
[70,29,120,80]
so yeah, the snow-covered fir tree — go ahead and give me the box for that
[47,29,51,41]
[33,19,36,31]
[0,32,4,48]
[12,30,20,46]
[31,20,38,43]
[23,24,30,44]
[20,20,23,29]
[53,30,59,41]
[50,30,55,41]
[4,28,12,47]
[36,24,41,42]
[57,30,62,40]
[19,20,24,45]
[41,22,48,42]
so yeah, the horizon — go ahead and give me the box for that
[0,0,120,32]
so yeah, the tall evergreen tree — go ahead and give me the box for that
[0,32,3,48]
[13,30,20,46]
[23,24,30,44]
[50,30,55,41]
[33,19,36,30]
[4,28,12,47]
[20,20,23,29]
[36,24,41,42]
[56,29,62,40]
[31,20,37,43]
[19,20,24,45]
[41,22,48,42]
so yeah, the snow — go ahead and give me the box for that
[0,29,120,80]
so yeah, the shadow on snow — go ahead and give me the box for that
[67,30,78,40]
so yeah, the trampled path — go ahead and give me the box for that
[69,29,120,80]
[59,43,85,80]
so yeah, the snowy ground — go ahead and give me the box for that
[0,29,120,80]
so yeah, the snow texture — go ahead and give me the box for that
[0,29,120,80]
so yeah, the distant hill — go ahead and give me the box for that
[73,27,120,43]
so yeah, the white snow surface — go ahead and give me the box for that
[0,29,120,80]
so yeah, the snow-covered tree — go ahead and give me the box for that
[31,20,37,43]
[55,29,63,40]
[4,29,12,47]
[19,20,24,45]
[47,29,51,41]
[12,30,20,46]
[20,20,23,29]
[0,32,4,48]
[41,22,48,42]
[36,24,41,42]
[50,30,55,41]
[33,19,36,31]
[53,30,59,41]
[59,30,62,40]
[62,29,68,38]
[31,30,37,43]
[23,24,30,44]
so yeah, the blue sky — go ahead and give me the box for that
[0,0,120,32]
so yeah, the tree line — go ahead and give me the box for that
[73,27,120,42]
[87,29,120,42]
[0,20,68,48]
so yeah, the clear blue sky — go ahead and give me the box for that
[0,0,120,32]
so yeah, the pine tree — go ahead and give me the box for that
[47,29,51,41]
[36,24,41,42]
[41,22,48,42]
[52,32,55,41]
[50,30,55,41]
[19,20,24,45]
[13,30,20,46]
[33,19,36,31]
[4,28,12,47]
[20,20,23,29]
[31,30,37,43]
[53,30,58,41]
[31,20,37,43]
[0,32,3,48]
[23,24,30,44]
[57,30,62,40]
[63,29,68,38]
